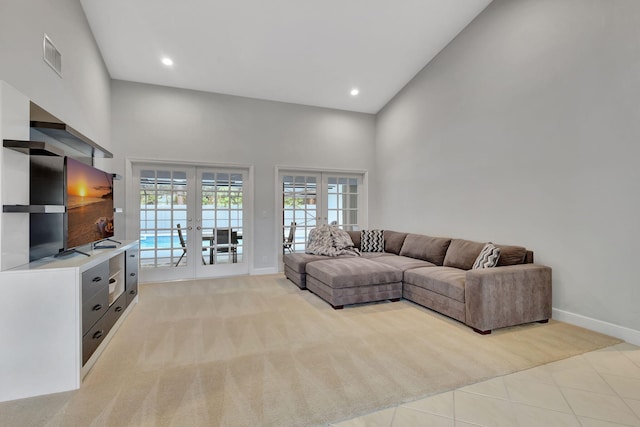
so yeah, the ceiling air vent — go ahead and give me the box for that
[43,34,62,77]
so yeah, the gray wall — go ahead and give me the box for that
[1,0,637,336]
[0,0,111,148]
[110,80,376,270]
[375,0,640,332]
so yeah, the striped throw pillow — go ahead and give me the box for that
[361,229,384,252]
[472,243,501,269]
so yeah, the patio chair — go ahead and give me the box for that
[175,224,206,266]
[283,222,296,253]
[214,229,238,263]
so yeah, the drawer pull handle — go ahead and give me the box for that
[92,277,102,283]
[93,330,104,340]
[130,273,136,277]
[129,254,136,257]
[92,304,103,311]
[129,290,136,295]
[115,306,123,313]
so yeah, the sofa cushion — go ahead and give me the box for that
[443,239,485,270]
[495,244,528,266]
[361,229,384,252]
[472,243,501,269]
[399,234,452,265]
[361,252,394,259]
[306,257,402,288]
[283,253,331,274]
[383,231,408,255]
[346,230,361,249]
[372,255,435,272]
[404,266,466,303]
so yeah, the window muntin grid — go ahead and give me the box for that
[326,176,359,231]
[283,175,317,253]
[200,171,244,265]
[139,169,188,268]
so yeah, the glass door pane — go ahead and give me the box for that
[139,168,189,269]
[282,173,320,254]
[196,168,248,276]
[326,175,360,231]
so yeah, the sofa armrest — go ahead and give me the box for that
[465,264,552,333]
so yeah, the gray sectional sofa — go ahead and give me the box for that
[283,230,552,334]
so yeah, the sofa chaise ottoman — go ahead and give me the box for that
[305,257,403,309]
[283,253,332,289]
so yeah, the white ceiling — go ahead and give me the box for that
[81,0,492,114]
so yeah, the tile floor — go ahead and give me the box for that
[331,342,640,427]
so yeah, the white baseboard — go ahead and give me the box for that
[553,308,640,346]
[250,267,279,276]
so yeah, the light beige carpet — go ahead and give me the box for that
[1,274,621,427]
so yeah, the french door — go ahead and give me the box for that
[134,163,249,282]
[280,170,364,256]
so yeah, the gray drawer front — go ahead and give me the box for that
[105,293,126,333]
[82,316,106,366]
[82,287,108,335]
[82,262,109,302]
[125,249,138,285]
[125,246,139,306]
[125,283,138,306]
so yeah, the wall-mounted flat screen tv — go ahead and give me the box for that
[65,157,114,249]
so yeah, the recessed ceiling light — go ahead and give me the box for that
[161,57,174,66]
[350,88,359,96]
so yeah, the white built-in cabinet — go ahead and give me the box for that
[0,81,135,403]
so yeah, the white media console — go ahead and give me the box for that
[0,240,138,402]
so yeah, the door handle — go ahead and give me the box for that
[187,226,193,230]
[196,226,202,230]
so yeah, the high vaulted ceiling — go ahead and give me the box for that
[81,0,492,114]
